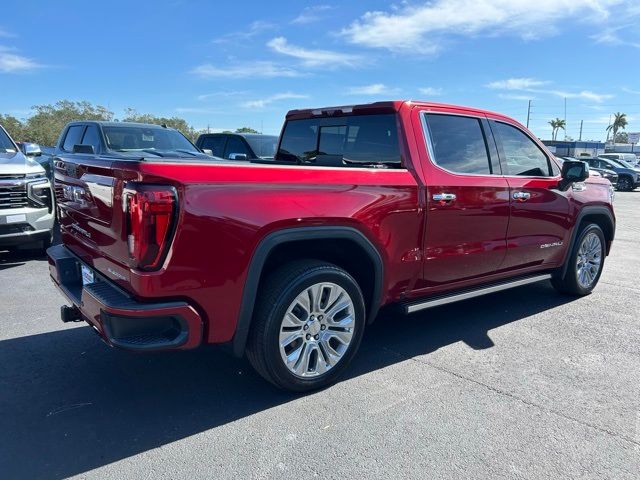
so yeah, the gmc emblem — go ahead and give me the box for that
[62,185,87,206]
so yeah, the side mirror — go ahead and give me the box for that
[201,148,213,156]
[228,153,248,161]
[72,144,95,154]
[22,143,42,157]
[559,160,589,191]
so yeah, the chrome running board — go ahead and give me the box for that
[405,273,552,314]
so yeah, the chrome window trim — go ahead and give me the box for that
[419,110,562,180]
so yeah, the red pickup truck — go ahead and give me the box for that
[47,101,615,391]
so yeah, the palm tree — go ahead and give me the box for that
[606,112,627,143]
[549,118,566,141]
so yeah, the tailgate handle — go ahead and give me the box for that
[513,191,531,202]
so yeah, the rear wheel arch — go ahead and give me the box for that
[232,226,384,357]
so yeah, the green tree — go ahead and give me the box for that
[235,127,259,134]
[122,109,198,141]
[0,114,26,141]
[614,132,629,143]
[24,100,114,146]
[548,118,566,141]
[606,112,627,143]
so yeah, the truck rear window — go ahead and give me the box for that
[276,114,401,168]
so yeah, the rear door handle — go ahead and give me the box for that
[432,193,457,202]
[513,191,531,201]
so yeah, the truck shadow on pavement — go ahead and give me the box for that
[0,282,575,479]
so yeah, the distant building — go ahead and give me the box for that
[605,143,639,154]
[542,140,605,157]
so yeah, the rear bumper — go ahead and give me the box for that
[47,244,203,351]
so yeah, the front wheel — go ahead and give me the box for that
[617,176,634,191]
[551,223,605,296]
[246,260,366,391]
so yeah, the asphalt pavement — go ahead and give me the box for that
[1,192,638,479]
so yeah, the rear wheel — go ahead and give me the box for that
[552,223,605,296]
[246,260,365,391]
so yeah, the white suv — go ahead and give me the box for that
[0,125,55,252]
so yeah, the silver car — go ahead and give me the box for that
[0,125,54,251]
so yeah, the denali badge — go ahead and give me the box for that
[540,241,563,249]
[107,268,126,281]
[71,223,91,239]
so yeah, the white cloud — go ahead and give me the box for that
[0,47,42,73]
[487,78,548,90]
[622,87,640,95]
[191,61,302,78]
[499,93,534,101]
[241,92,309,109]
[212,21,276,44]
[487,77,612,103]
[347,84,400,95]
[342,0,625,52]
[591,26,640,48]
[267,37,362,68]
[197,91,249,101]
[0,27,16,38]
[418,87,443,96]
[551,90,613,103]
[292,5,332,24]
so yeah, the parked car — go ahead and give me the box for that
[600,153,639,167]
[586,157,640,191]
[560,157,618,185]
[0,126,55,251]
[48,121,216,161]
[47,101,615,391]
[196,132,279,160]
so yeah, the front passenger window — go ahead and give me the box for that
[493,122,551,176]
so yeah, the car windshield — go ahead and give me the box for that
[244,135,278,158]
[0,128,17,153]
[607,158,634,168]
[103,126,198,155]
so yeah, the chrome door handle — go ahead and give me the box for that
[432,193,457,202]
[513,191,531,201]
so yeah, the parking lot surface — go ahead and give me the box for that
[1,193,638,480]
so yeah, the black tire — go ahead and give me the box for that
[617,176,633,191]
[551,223,606,296]
[246,260,366,392]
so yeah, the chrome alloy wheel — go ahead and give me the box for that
[279,282,355,378]
[576,232,602,289]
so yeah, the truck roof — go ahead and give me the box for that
[285,100,510,122]
[67,121,174,130]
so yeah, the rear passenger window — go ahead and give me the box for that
[62,126,85,152]
[276,114,401,167]
[81,126,101,153]
[493,122,551,177]
[200,136,226,157]
[424,114,492,174]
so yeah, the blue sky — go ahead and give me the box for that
[1,0,640,141]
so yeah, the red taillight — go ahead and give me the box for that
[125,185,176,270]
